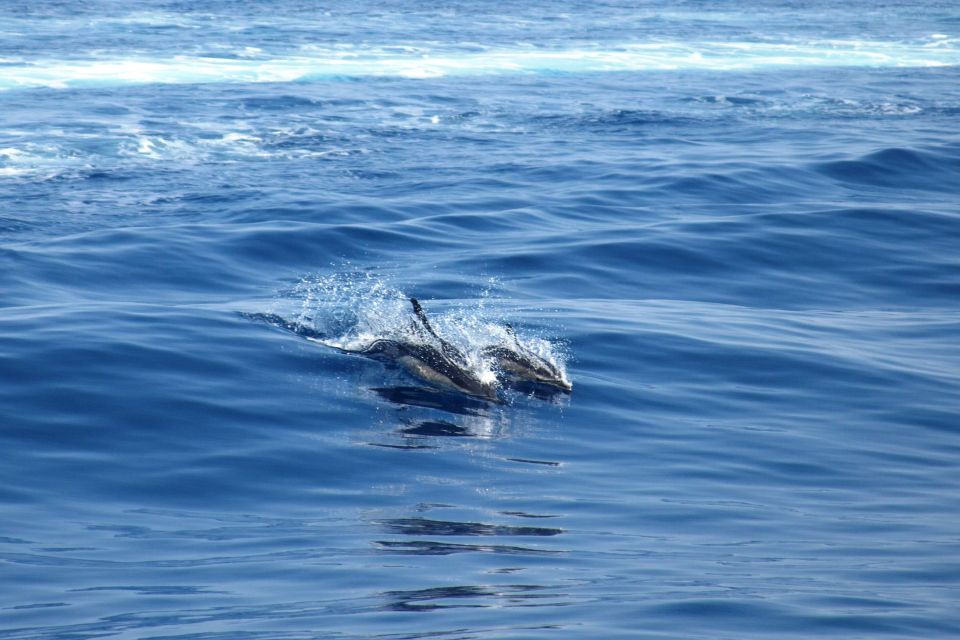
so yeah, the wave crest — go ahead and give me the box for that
[2,39,957,91]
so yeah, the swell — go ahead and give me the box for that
[3,197,958,312]
[814,145,960,190]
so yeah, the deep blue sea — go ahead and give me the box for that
[2,1,960,638]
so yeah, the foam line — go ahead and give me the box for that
[1,40,957,90]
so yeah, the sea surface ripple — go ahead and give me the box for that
[1,1,959,638]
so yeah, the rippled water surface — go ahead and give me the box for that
[2,1,960,638]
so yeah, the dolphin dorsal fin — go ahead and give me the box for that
[410,298,441,340]
[409,298,466,365]
[504,322,524,349]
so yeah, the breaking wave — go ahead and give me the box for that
[2,38,958,90]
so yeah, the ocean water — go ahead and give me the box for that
[2,1,960,638]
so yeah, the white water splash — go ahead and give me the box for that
[279,272,570,392]
[2,38,957,91]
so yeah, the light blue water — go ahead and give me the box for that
[2,2,960,638]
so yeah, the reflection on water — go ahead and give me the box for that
[400,419,472,437]
[376,517,563,537]
[374,539,563,556]
[505,457,561,466]
[366,381,524,445]
[367,441,437,450]
[370,385,496,416]
[382,584,564,612]
[361,398,569,603]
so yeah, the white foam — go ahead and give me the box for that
[0,147,28,159]
[1,39,957,90]
[0,120,360,181]
[0,142,84,180]
[112,124,351,163]
[0,167,32,177]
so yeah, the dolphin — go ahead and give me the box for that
[481,324,572,392]
[347,298,499,401]
[246,303,498,400]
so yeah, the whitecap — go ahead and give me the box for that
[1,39,957,91]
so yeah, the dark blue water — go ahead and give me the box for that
[2,2,960,638]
